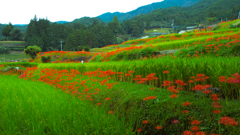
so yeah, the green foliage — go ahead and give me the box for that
[41,56,51,63]
[83,46,90,52]
[24,45,42,59]
[0,46,10,54]
[97,0,200,22]
[1,62,38,67]
[9,28,24,41]
[76,46,83,51]
[1,23,14,38]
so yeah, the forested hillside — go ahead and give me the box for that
[130,0,240,28]
[97,0,200,22]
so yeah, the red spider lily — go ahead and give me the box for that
[172,119,179,124]
[190,120,201,125]
[150,87,155,90]
[108,111,114,114]
[182,110,189,113]
[190,76,195,79]
[182,130,193,135]
[136,128,142,132]
[135,75,142,78]
[155,126,163,130]
[211,94,220,101]
[212,102,221,108]
[219,116,238,126]
[167,85,175,90]
[192,85,205,91]
[125,73,131,76]
[196,131,206,135]
[128,70,134,73]
[163,80,172,87]
[197,74,205,78]
[203,90,212,94]
[182,102,192,107]
[191,126,200,131]
[105,97,111,100]
[170,94,178,98]
[163,70,170,74]
[146,73,158,81]
[213,110,221,114]
[142,120,149,124]
[188,80,194,83]
[143,96,157,101]
[175,80,187,86]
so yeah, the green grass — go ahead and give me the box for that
[0,52,30,62]
[38,56,240,99]
[0,75,133,134]
[0,41,25,44]
[9,67,240,134]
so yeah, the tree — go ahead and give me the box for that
[146,21,151,30]
[2,23,14,39]
[0,46,10,54]
[9,28,24,41]
[24,45,42,59]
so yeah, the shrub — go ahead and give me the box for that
[83,46,90,52]
[0,46,10,54]
[76,46,83,51]
[24,45,42,59]
[41,56,51,63]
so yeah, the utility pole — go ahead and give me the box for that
[226,18,227,22]
[4,52,5,63]
[61,41,63,51]
[238,11,240,19]
[221,18,222,23]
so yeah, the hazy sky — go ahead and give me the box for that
[1,0,163,25]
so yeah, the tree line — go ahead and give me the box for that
[22,15,145,52]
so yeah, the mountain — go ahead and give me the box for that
[70,17,104,25]
[128,0,240,28]
[97,0,201,22]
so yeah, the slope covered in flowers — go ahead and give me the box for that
[0,19,240,135]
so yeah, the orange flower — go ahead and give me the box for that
[182,102,192,107]
[150,87,155,90]
[182,110,189,113]
[105,97,111,100]
[97,103,102,105]
[219,116,238,126]
[196,131,206,135]
[108,111,113,114]
[143,96,157,100]
[136,128,142,132]
[213,110,221,114]
[203,90,212,94]
[155,126,163,130]
[125,73,131,76]
[163,70,170,74]
[191,126,200,131]
[170,94,178,98]
[190,120,201,125]
[188,80,194,83]
[128,70,134,73]
[182,130,193,135]
[142,120,149,124]
[163,80,172,87]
